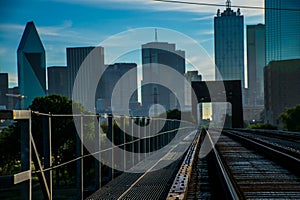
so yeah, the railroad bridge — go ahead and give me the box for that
[0,110,300,199]
[88,128,300,199]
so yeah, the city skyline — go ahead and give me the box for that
[1,1,300,199]
[0,0,264,87]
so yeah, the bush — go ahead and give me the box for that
[278,104,300,132]
[247,123,277,130]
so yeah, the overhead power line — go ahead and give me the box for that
[153,0,300,12]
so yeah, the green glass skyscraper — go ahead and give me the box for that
[17,21,46,109]
[265,0,300,65]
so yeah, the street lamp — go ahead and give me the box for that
[6,94,27,110]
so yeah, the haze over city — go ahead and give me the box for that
[1,0,264,87]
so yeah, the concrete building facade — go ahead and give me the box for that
[47,66,68,97]
[264,59,300,126]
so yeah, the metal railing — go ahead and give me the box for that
[0,110,195,199]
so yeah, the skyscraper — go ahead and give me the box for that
[47,66,68,97]
[184,71,202,107]
[0,73,8,109]
[17,21,46,109]
[96,63,138,114]
[141,42,185,114]
[265,0,300,65]
[247,24,266,106]
[184,70,202,121]
[214,0,244,88]
[7,87,19,110]
[67,46,104,101]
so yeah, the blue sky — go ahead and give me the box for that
[0,0,264,87]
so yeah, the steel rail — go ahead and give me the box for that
[223,130,300,176]
[205,129,241,200]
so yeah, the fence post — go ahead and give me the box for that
[141,117,146,158]
[149,117,154,153]
[107,115,114,180]
[122,116,127,171]
[129,116,134,168]
[76,114,84,199]
[138,117,143,161]
[172,120,175,140]
[155,118,160,149]
[163,119,168,147]
[94,115,101,189]
[119,116,125,173]
[134,116,139,164]
[43,113,52,199]
[49,113,52,199]
[168,120,172,143]
[20,118,31,200]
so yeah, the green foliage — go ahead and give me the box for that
[29,94,86,114]
[100,121,108,134]
[0,95,94,179]
[166,109,181,120]
[157,109,195,123]
[247,123,277,130]
[278,104,300,132]
[30,95,95,185]
[0,124,21,175]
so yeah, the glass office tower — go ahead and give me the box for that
[265,0,300,65]
[214,0,245,88]
[17,21,46,109]
[247,24,266,105]
[141,42,185,114]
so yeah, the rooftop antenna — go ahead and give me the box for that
[155,28,158,42]
[226,0,231,9]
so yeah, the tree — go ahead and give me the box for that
[278,104,300,132]
[29,95,94,186]
[0,95,93,183]
[0,123,21,175]
[157,109,195,122]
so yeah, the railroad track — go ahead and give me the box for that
[217,130,300,199]
[226,128,300,153]
[169,128,300,199]
[168,129,234,199]
[88,128,300,199]
[184,145,221,199]
[222,129,300,176]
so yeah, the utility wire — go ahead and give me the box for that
[153,0,300,12]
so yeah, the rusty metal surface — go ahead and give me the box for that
[185,154,214,200]
[166,131,200,200]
